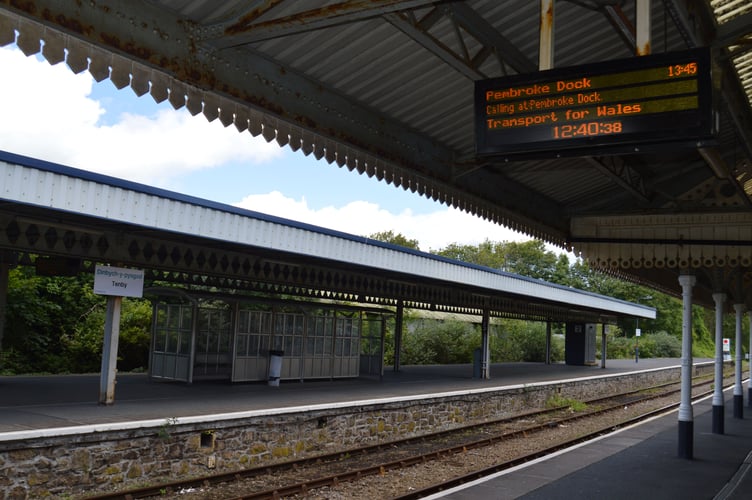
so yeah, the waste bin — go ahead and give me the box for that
[268,350,284,387]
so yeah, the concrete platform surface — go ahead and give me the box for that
[2,357,750,500]
[0,358,697,435]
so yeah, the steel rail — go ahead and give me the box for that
[391,388,725,499]
[228,381,721,500]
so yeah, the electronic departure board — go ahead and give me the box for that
[475,48,714,157]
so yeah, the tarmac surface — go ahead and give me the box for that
[2,357,752,499]
[0,358,696,435]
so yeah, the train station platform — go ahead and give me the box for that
[437,368,752,500]
[3,357,750,500]
[0,358,701,436]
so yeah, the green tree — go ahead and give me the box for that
[491,319,564,363]
[4,267,104,373]
[3,266,153,374]
[368,230,421,250]
[402,319,480,364]
[437,240,502,268]
[437,239,572,284]
[501,240,563,281]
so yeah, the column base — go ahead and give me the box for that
[678,420,693,459]
[712,405,724,434]
[735,395,744,419]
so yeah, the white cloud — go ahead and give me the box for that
[0,46,281,184]
[234,192,533,251]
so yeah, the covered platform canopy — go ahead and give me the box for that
[0,150,654,396]
[0,149,654,325]
[0,0,750,305]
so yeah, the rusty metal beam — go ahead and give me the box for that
[204,0,443,47]
[384,11,486,80]
[442,2,537,74]
[584,156,650,202]
[603,3,636,51]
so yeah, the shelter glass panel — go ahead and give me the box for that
[150,303,193,382]
[359,313,384,377]
[233,307,272,382]
[194,307,232,379]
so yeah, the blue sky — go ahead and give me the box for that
[0,44,538,252]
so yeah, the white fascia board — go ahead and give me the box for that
[0,154,655,319]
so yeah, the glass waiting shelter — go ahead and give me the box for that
[147,288,390,384]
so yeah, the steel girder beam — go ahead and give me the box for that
[442,2,537,75]
[203,0,445,46]
[585,156,650,202]
[384,11,486,80]
[386,2,540,79]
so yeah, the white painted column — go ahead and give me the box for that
[712,292,726,434]
[678,274,696,459]
[734,304,745,418]
[539,0,555,70]
[99,296,122,405]
[635,0,652,56]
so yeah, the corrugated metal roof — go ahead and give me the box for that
[0,1,750,304]
[2,1,747,234]
[711,0,752,106]
[0,149,655,319]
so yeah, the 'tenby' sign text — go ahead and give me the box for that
[94,265,145,298]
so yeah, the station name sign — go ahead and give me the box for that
[475,48,713,157]
[94,265,144,298]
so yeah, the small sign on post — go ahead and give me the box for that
[94,265,144,298]
[93,265,144,405]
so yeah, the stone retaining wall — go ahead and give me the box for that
[0,364,710,499]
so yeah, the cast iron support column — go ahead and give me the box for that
[678,274,696,459]
[481,307,490,379]
[394,301,403,372]
[734,304,745,418]
[712,292,726,434]
[601,324,607,369]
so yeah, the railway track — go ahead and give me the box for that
[86,373,730,500]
